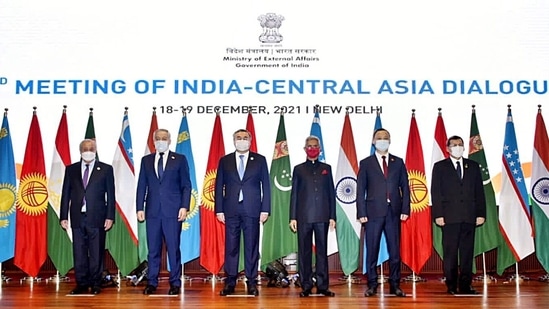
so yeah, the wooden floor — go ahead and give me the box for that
[1,273,549,309]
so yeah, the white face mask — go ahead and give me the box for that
[235,140,250,152]
[155,140,169,153]
[374,140,390,152]
[81,151,96,162]
[450,145,464,158]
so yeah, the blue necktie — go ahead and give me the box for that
[456,161,462,179]
[238,155,244,201]
[82,164,89,212]
[158,153,164,180]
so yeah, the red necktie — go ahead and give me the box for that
[382,155,388,179]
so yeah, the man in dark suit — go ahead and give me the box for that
[136,129,192,295]
[215,129,271,296]
[431,135,486,295]
[356,128,410,297]
[60,139,115,295]
[289,135,336,297]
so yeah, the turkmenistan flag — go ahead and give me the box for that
[0,110,17,264]
[106,109,139,276]
[469,107,500,258]
[531,106,549,273]
[261,114,297,269]
[335,113,361,275]
[47,107,73,275]
[85,108,98,157]
[14,108,48,277]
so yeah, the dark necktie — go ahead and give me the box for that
[238,155,244,201]
[82,164,89,212]
[456,161,462,179]
[382,155,388,179]
[382,156,390,202]
[158,153,164,180]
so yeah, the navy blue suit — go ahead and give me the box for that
[136,151,191,288]
[215,151,270,287]
[356,153,410,289]
[289,159,336,292]
[60,160,115,288]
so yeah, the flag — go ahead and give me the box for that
[469,107,500,257]
[401,111,432,274]
[334,113,361,275]
[85,108,98,157]
[363,110,390,273]
[14,109,48,277]
[261,114,297,268]
[497,106,535,274]
[199,114,226,274]
[531,105,549,273]
[176,112,200,264]
[310,110,326,163]
[138,109,158,263]
[47,107,73,275]
[0,110,16,263]
[106,109,140,276]
[237,113,260,271]
[431,110,448,259]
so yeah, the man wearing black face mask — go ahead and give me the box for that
[289,135,336,297]
[431,135,486,295]
[215,129,271,296]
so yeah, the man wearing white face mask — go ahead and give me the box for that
[356,128,410,297]
[136,129,192,295]
[60,139,115,295]
[215,129,270,296]
[431,135,486,295]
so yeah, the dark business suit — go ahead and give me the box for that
[136,151,192,288]
[215,151,271,288]
[356,153,410,289]
[60,160,115,289]
[289,160,336,292]
[431,158,486,292]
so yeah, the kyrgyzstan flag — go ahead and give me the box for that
[14,108,48,277]
[401,110,432,274]
[199,114,226,274]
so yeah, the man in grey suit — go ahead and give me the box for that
[289,135,336,297]
[431,135,486,295]
[215,129,271,296]
[356,128,410,297]
[60,139,115,295]
[136,128,192,295]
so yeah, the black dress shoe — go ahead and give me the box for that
[390,287,406,297]
[317,289,335,297]
[220,286,235,296]
[168,286,181,295]
[70,286,88,295]
[299,289,312,297]
[364,287,377,297]
[143,285,157,295]
[91,286,101,295]
[247,287,259,296]
[447,288,458,295]
[459,288,479,295]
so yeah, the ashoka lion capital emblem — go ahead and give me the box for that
[258,13,284,43]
